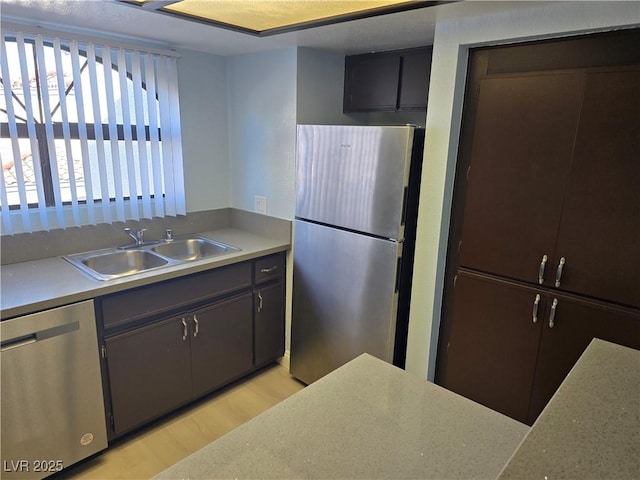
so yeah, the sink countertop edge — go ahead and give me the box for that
[1,228,290,320]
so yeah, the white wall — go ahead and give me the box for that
[405,2,640,381]
[296,48,357,125]
[177,49,230,213]
[226,48,298,220]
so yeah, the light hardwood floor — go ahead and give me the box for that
[64,364,304,479]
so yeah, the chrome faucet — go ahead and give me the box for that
[124,227,147,246]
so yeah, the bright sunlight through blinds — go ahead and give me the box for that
[0,26,185,235]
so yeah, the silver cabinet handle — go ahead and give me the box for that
[555,257,566,288]
[549,298,558,328]
[538,255,548,285]
[193,314,199,338]
[181,318,188,341]
[257,292,263,313]
[532,294,541,323]
[260,266,277,274]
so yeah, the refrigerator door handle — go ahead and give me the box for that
[395,256,403,293]
[400,186,409,226]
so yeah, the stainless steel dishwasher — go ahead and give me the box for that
[1,300,107,480]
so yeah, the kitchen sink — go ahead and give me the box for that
[63,235,241,281]
[152,237,239,261]
[65,249,170,281]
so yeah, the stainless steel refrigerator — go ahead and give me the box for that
[291,124,424,384]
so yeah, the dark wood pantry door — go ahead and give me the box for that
[551,69,640,308]
[458,73,585,284]
[528,293,640,423]
[440,270,544,424]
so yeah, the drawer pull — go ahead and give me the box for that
[260,266,278,274]
[532,294,541,323]
[549,298,558,328]
[555,257,566,288]
[193,315,199,338]
[182,318,188,341]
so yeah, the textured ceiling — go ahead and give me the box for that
[0,0,542,56]
[160,0,414,33]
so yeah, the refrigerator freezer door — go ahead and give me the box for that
[296,125,414,240]
[291,220,401,384]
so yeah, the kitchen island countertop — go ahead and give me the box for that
[155,339,639,479]
[498,338,640,479]
[155,353,529,480]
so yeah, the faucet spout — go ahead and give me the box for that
[124,227,147,246]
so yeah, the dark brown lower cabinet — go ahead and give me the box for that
[106,316,193,436]
[100,255,287,439]
[528,295,640,423]
[106,293,253,436]
[254,281,285,367]
[191,294,254,398]
[441,271,543,423]
[441,270,640,425]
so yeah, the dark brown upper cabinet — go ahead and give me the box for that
[343,47,432,112]
[551,69,639,308]
[459,69,639,308]
[458,73,585,286]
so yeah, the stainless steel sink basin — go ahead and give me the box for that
[151,237,239,261]
[65,249,169,281]
[63,234,241,281]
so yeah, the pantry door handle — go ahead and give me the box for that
[538,255,548,285]
[182,318,188,341]
[193,315,199,338]
[532,294,541,323]
[555,257,566,287]
[257,292,263,313]
[549,298,558,328]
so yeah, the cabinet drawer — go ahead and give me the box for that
[101,262,251,329]
[254,253,286,284]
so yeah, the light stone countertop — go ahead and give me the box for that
[155,353,529,480]
[498,338,640,479]
[1,228,289,320]
[155,339,639,480]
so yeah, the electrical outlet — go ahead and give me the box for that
[255,196,267,215]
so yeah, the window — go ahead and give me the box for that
[0,26,185,235]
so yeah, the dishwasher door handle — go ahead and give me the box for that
[0,321,79,351]
[1,334,36,351]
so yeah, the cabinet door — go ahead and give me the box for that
[343,53,400,112]
[528,294,640,423]
[398,48,431,110]
[440,271,544,424]
[106,316,191,435]
[459,73,585,284]
[254,282,285,366]
[552,69,640,307]
[190,293,253,397]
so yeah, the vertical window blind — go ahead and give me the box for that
[0,25,185,235]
